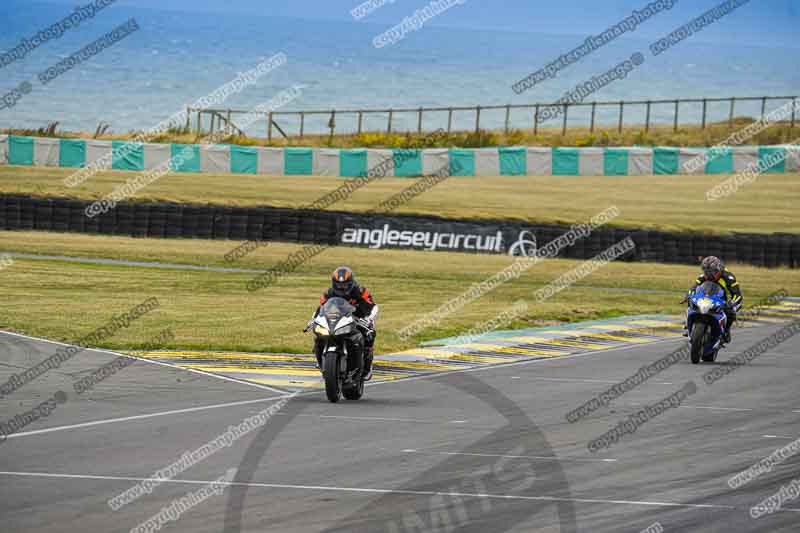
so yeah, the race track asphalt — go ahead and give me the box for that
[1,320,798,532]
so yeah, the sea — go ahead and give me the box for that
[1,0,798,137]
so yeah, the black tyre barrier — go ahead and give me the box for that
[690,233,704,263]
[131,203,150,237]
[165,204,184,239]
[196,210,214,239]
[648,230,665,263]
[114,204,134,236]
[2,194,798,269]
[791,237,800,268]
[777,235,793,267]
[245,208,266,241]
[148,205,167,238]
[229,210,248,241]
[34,198,53,230]
[182,206,200,238]
[569,233,586,259]
[706,237,724,262]
[280,212,300,242]
[19,197,36,230]
[750,235,766,267]
[630,230,649,262]
[733,232,752,265]
[212,207,232,240]
[98,207,117,235]
[674,233,694,264]
[52,203,70,232]
[83,204,100,234]
[264,211,281,240]
[722,235,738,262]
[3,197,18,229]
[67,200,85,233]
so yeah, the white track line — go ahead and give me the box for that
[3,396,293,440]
[399,450,618,463]
[0,329,289,395]
[0,471,734,510]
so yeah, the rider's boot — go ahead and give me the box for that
[363,346,374,381]
[722,326,731,344]
[314,341,322,369]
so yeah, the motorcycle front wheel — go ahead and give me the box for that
[323,353,342,403]
[690,322,707,364]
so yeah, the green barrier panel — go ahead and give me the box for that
[758,146,786,173]
[552,148,579,176]
[705,147,733,174]
[653,147,679,174]
[604,148,629,176]
[284,148,313,175]
[112,141,145,171]
[8,136,34,166]
[393,149,422,177]
[230,146,258,174]
[499,147,526,176]
[340,149,368,177]
[449,149,474,176]
[58,139,86,168]
[170,144,201,173]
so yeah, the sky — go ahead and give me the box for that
[40,0,799,48]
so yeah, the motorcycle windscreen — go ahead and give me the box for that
[321,297,356,329]
[697,281,725,298]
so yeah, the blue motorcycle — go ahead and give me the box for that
[686,281,728,364]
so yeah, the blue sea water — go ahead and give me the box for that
[1,0,797,136]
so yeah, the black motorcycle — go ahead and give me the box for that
[306,297,367,403]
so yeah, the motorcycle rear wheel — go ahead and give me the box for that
[343,376,364,400]
[703,348,718,363]
[690,322,706,364]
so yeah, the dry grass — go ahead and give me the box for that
[3,119,797,149]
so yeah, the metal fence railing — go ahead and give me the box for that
[188,95,798,141]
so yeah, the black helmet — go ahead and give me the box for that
[331,266,355,296]
[701,256,724,281]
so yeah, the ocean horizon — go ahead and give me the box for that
[1,0,798,136]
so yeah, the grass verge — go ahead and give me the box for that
[1,231,797,354]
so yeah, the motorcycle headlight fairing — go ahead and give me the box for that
[314,316,330,336]
[697,298,713,314]
[334,315,355,335]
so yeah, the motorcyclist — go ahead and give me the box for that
[310,266,378,380]
[683,256,742,344]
